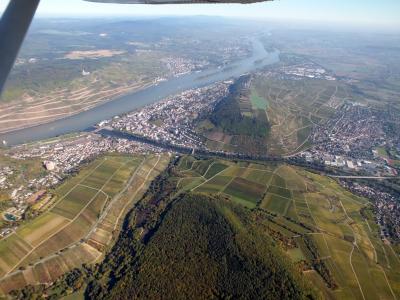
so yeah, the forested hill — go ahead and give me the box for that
[210,75,270,138]
[197,75,271,155]
[86,194,315,300]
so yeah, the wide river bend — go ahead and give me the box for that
[0,39,279,146]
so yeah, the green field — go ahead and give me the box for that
[193,159,214,177]
[287,247,306,262]
[224,177,265,205]
[203,162,229,179]
[270,174,286,188]
[195,175,232,194]
[250,88,269,110]
[261,193,292,215]
[243,169,274,185]
[268,185,292,198]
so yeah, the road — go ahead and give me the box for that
[99,128,399,181]
[327,175,396,180]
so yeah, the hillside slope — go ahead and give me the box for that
[197,76,270,155]
[94,194,314,300]
[11,157,399,300]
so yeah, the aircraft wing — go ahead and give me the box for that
[85,0,269,3]
[0,0,40,96]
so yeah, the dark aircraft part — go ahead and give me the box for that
[0,0,40,95]
[85,0,270,4]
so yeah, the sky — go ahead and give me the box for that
[1,0,400,29]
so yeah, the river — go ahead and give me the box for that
[0,39,279,146]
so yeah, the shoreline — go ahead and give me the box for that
[0,40,280,146]
[0,81,156,135]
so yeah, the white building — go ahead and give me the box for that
[44,161,56,171]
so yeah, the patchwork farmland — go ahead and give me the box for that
[174,156,400,299]
[1,154,398,299]
[0,153,170,294]
[251,77,347,155]
[199,75,346,156]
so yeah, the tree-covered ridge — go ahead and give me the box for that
[80,156,314,299]
[92,194,315,300]
[210,75,270,138]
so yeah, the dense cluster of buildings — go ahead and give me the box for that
[340,180,400,242]
[8,172,59,210]
[219,45,250,65]
[280,63,336,81]
[301,151,397,177]
[11,134,162,175]
[161,56,209,77]
[158,41,251,78]
[302,102,398,176]
[106,83,230,149]
[0,227,16,238]
[312,103,385,157]
[0,134,164,237]
[0,166,13,190]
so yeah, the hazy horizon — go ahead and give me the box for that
[1,0,400,31]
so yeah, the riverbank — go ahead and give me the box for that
[0,81,155,134]
[0,39,280,146]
